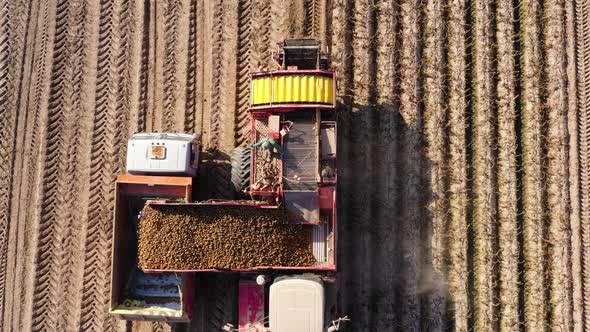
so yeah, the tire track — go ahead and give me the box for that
[445,0,469,329]
[234,0,252,147]
[304,0,321,38]
[58,0,101,329]
[543,0,572,329]
[206,275,238,331]
[79,0,122,330]
[208,1,225,148]
[205,0,235,199]
[115,0,142,153]
[162,0,183,132]
[495,0,519,329]
[30,0,88,329]
[575,0,590,329]
[0,0,29,327]
[12,1,57,329]
[2,0,42,328]
[137,0,150,132]
[185,0,198,133]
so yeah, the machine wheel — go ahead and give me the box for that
[231,147,251,195]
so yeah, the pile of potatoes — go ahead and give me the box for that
[138,205,315,270]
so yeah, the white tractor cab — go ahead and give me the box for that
[126,132,200,176]
[109,39,347,331]
[222,275,348,332]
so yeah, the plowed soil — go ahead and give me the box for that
[1,0,589,331]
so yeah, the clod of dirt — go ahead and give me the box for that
[138,205,315,270]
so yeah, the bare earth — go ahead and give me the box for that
[0,0,589,331]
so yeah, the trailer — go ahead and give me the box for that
[110,39,347,331]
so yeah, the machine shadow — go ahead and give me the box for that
[195,148,233,200]
[172,101,453,332]
[336,99,452,331]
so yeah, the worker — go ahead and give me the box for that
[250,131,282,156]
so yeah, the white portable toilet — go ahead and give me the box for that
[269,277,324,332]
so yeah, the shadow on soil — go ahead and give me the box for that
[336,100,451,331]
[161,102,452,332]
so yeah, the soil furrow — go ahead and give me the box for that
[422,0,448,327]
[115,0,143,154]
[373,1,399,329]
[330,0,355,329]
[445,0,469,329]
[194,0,206,139]
[252,0,271,70]
[543,0,572,329]
[270,0,286,68]
[161,0,190,133]
[519,0,547,329]
[162,0,181,132]
[372,0,401,331]
[219,0,239,154]
[495,0,519,329]
[470,0,498,329]
[348,0,377,328]
[399,0,422,329]
[149,0,164,131]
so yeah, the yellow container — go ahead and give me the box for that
[251,72,334,107]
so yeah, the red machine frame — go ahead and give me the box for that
[110,39,343,329]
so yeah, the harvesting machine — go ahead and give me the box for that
[109,39,347,331]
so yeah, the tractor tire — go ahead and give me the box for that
[231,147,251,195]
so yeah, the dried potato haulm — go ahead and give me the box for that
[138,205,315,270]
